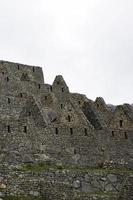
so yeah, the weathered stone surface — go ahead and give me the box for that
[0,184,6,189]
[73,180,81,188]
[29,191,40,196]
[0,192,4,197]
[107,174,117,183]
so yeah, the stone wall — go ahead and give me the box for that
[0,164,133,200]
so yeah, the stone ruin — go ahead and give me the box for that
[0,61,132,200]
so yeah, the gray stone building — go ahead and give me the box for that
[0,61,132,200]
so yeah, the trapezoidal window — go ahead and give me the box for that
[74,148,76,155]
[68,115,71,122]
[7,77,9,82]
[38,84,41,89]
[55,128,58,135]
[20,93,23,98]
[17,65,20,70]
[62,88,64,92]
[61,104,63,109]
[7,125,11,133]
[8,98,11,104]
[29,112,31,116]
[33,67,35,72]
[112,131,115,137]
[24,126,27,133]
[70,128,73,135]
[97,104,99,108]
[120,120,123,128]
[124,132,128,139]
[84,128,87,136]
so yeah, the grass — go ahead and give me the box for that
[3,196,43,200]
[19,162,133,174]
[77,191,117,197]
[3,192,117,200]
[20,161,64,172]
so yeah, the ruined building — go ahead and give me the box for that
[0,61,133,200]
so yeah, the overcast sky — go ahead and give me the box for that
[0,0,133,105]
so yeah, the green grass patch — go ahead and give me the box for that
[19,162,133,174]
[3,196,43,200]
[69,166,133,174]
[20,161,63,172]
[77,191,117,197]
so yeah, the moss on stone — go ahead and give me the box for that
[20,161,56,172]
[77,191,118,197]
[3,196,43,200]
[20,162,133,174]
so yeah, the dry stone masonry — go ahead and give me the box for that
[0,61,132,200]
